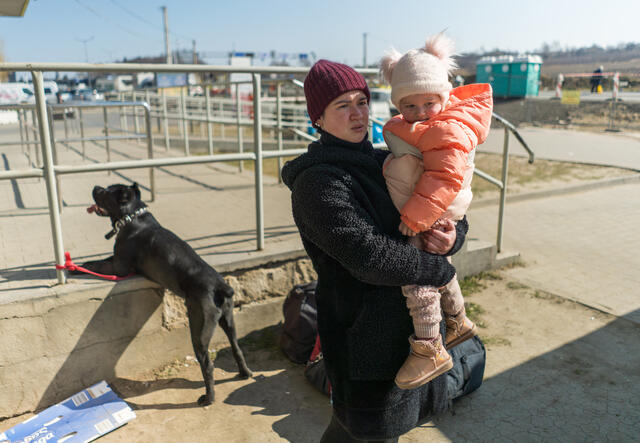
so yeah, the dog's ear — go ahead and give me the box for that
[131,182,141,199]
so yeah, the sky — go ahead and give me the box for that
[1,0,640,68]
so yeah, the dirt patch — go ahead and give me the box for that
[493,97,640,131]
[471,152,632,200]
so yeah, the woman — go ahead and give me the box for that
[281,60,482,442]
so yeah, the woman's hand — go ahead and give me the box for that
[419,219,456,254]
[399,221,417,237]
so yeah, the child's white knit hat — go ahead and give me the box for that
[380,32,457,108]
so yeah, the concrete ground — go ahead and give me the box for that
[1,117,640,440]
[2,269,638,442]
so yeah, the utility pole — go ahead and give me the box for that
[161,6,171,64]
[192,39,197,64]
[76,36,94,62]
[362,32,368,68]
[76,36,94,86]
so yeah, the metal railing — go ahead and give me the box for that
[478,112,535,252]
[1,62,353,285]
[0,61,532,285]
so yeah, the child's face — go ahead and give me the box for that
[398,93,443,123]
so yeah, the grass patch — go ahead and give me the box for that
[532,290,555,300]
[460,276,486,296]
[482,271,502,280]
[460,271,502,296]
[471,152,627,199]
[153,357,197,379]
[481,336,512,347]
[503,260,526,270]
[507,281,529,290]
[465,302,486,328]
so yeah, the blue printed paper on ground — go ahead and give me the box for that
[0,380,135,443]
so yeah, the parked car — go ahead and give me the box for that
[0,82,35,104]
[73,88,105,101]
[43,81,61,104]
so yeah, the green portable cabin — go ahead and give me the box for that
[508,55,542,97]
[476,55,542,98]
[476,56,511,97]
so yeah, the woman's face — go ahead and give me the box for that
[316,90,369,143]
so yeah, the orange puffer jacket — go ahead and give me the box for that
[383,83,493,233]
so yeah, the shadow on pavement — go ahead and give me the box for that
[431,310,640,441]
[36,286,163,410]
[221,324,331,442]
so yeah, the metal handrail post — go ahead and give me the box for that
[133,93,140,143]
[181,87,189,155]
[145,89,156,135]
[78,107,86,159]
[103,106,111,175]
[63,106,69,144]
[22,109,31,164]
[205,86,214,155]
[32,71,66,284]
[219,99,225,139]
[47,105,63,212]
[162,90,170,151]
[149,90,160,132]
[276,81,283,183]
[32,108,42,168]
[18,107,25,154]
[142,102,155,202]
[119,92,127,131]
[496,126,510,253]
[252,74,264,250]
[236,85,244,172]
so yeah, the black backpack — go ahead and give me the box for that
[279,281,318,364]
[302,333,486,399]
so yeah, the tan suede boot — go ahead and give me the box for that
[395,335,453,390]
[445,310,478,349]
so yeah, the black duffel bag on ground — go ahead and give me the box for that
[279,280,318,364]
[280,280,486,403]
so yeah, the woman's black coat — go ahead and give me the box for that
[281,131,469,440]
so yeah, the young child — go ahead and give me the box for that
[380,32,493,389]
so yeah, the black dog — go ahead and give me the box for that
[76,182,252,406]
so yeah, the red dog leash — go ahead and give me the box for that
[55,251,134,281]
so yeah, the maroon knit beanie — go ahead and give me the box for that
[304,59,370,127]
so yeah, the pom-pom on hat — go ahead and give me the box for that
[304,59,370,127]
[380,32,457,108]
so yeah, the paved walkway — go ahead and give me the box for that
[476,125,640,324]
[468,181,640,324]
[481,126,640,171]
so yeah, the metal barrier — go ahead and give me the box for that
[481,112,535,252]
[0,61,533,285]
[0,62,336,285]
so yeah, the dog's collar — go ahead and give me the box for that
[105,207,149,239]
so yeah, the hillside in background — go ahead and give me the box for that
[455,42,640,81]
